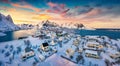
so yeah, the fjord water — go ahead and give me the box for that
[0,29,36,42]
[0,29,120,42]
[75,29,120,39]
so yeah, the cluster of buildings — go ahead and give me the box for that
[15,22,120,66]
[20,22,70,62]
[61,35,120,66]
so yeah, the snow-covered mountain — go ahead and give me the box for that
[17,24,34,30]
[0,13,20,32]
[40,20,95,30]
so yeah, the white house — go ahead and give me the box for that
[34,29,41,37]
[40,43,50,52]
[84,41,103,50]
[78,48,83,53]
[21,47,35,60]
[85,50,99,59]
[39,54,45,61]
[107,49,120,62]
[73,39,80,46]
[76,35,81,41]
[58,37,63,41]
[65,45,76,57]
[85,36,101,43]
[109,52,120,61]
[50,40,56,46]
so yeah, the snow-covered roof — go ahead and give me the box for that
[50,40,56,45]
[85,36,102,42]
[25,47,34,52]
[86,41,100,45]
[85,50,98,55]
[85,35,99,38]
[84,41,103,50]
[62,31,67,34]
[42,43,49,47]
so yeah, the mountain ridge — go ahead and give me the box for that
[0,13,20,32]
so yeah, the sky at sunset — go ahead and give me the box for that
[0,0,120,28]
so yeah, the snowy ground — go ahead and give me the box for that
[0,36,70,66]
[27,54,77,66]
[0,26,120,66]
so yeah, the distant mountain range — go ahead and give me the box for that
[41,20,95,30]
[0,13,20,32]
[96,28,120,31]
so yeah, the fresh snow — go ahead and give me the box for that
[0,13,19,32]
[0,23,120,66]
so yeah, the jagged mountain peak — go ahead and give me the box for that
[6,14,13,23]
[0,13,20,32]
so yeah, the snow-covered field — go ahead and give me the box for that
[0,36,75,66]
[0,24,120,66]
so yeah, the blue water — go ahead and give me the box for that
[0,29,120,42]
[75,29,120,39]
[0,29,36,42]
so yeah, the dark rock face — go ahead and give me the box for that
[74,23,85,29]
[42,20,58,27]
[6,15,14,23]
[0,13,2,21]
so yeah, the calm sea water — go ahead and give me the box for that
[0,29,120,42]
[0,29,36,42]
[75,29,120,39]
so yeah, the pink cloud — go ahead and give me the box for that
[48,2,57,7]
[60,4,65,9]
[85,8,102,17]
[46,9,52,12]
[47,2,69,17]
[11,3,41,12]
[61,9,70,17]
[80,8,112,22]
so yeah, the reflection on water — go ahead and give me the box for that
[0,29,120,42]
[0,29,36,42]
[13,29,36,39]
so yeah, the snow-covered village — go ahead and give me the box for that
[0,0,120,66]
[0,21,120,66]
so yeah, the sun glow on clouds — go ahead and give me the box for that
[11,3,41,12]
[32,14,53,20]
[0,8,38,24]
[0,0,120,28]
